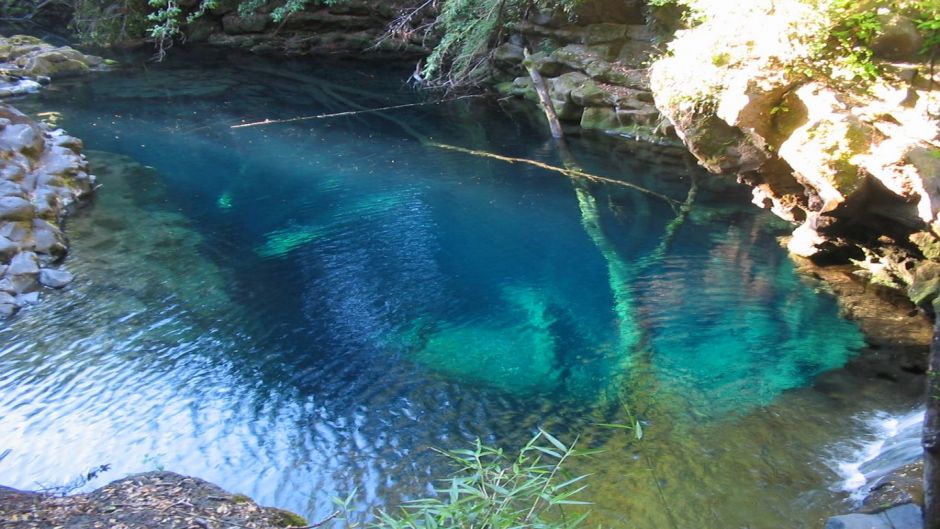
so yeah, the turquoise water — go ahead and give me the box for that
[0,51,920,528]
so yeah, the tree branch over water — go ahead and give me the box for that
[428,142,682,206]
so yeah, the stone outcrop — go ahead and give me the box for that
[0,35,108,97]
[185,0,432,56]
[824,503,923,529]
[649,1,940,309]
[0,104,95,317]
[491,11,686,162]
[0,471,307,528]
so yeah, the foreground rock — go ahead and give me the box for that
[0,35,107,97]
[0,104,95,316]
[0,471,307,529]
[825,503,923,529]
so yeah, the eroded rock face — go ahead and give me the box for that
[189,0,430,56]
[650,1,940,308]
[0,35,107,96]
[0,471,307,528]
[493,6,686,159]
[0,104,95,317]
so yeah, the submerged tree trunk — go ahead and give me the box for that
[926,303,940,529]
[523,48,564,139]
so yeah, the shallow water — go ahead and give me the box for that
[0,50,925,528]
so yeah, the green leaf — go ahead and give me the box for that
[539,429,568,452]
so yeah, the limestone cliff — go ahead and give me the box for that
[647,0,940,308]
[184,0,431,56]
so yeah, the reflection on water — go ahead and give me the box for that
[0,50,924,528]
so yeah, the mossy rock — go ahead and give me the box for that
[910,232,940,260]
[580,23,628,44]
[585,60,648,89]
[580,107,620,130]
[549,71,590,102]
[492,43,525,67]
[552,97,584,122]
[550,44,605,71]
[522,51,565,77]
[570,80,613,107]
[908,261,940,307]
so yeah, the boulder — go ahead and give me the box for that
[551,44,606,71]
[7,251,38,275]
[0,181,26,197]
[580,107,621,130]
[551,98,584,122]
[38,267,73,288]
[15,291,39,305]
[585,60,648,88]
[861,460,924,514]
[871,14,923,62]
[549,71,590,102]
[0,235,17,259]
[0,196,34,221]
[522,51,566,77]
[31,219,66,260]
[570,81,614,107]
[580,23,628,44]
[16,51,91,79]
[492,43,525,68]
[824,503,922,529]
[0,122,43,155]
[0,79,41,98]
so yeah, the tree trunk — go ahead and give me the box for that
[926,302,940,529]
[523,48,564,139]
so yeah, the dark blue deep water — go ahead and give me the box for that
[0,50,923,528]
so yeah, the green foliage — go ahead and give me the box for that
[70,0,151,45]
[334,430,600,529]
[827,0,882,81]
[421,0,583,87]
[915,0,940,57]
[422,0,511,85]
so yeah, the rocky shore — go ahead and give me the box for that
[0,34,108,97]
[0,471,308,529]
[0,104,96,317]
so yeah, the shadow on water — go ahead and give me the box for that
[0,48,925,528]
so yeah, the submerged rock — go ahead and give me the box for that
[0,471,307,529]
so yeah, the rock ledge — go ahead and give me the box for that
[0,471,308,529]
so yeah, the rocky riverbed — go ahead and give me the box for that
[0,104,96,317]
[0,471,308,529]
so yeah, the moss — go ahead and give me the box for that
[911,232,940,260]
[269,508,308,527]
[231,493,252,504]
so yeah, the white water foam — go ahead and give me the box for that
[829,408,924,502]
